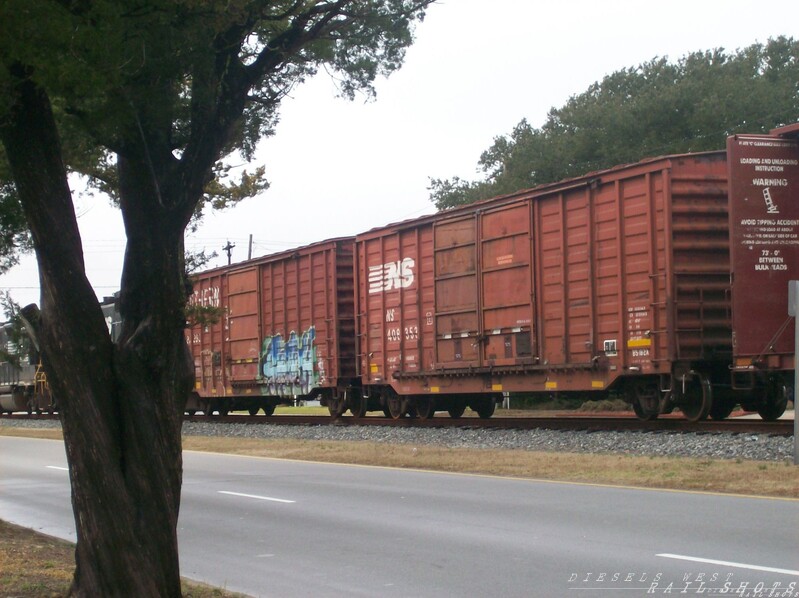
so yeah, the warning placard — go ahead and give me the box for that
[728,134,799,358]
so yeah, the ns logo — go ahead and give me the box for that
[368,257,415,294]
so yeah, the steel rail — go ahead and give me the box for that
[2,412,793,436]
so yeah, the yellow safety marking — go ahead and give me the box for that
[430,386,440,393]
[491,384,503,392]
[592,380,604,389]
[370,364,379,373]
[627,338,652,348]
[545,381,557,390]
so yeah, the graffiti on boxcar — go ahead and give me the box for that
[189,286,221,308]
[260,326,320,396]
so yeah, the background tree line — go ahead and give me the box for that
[430,36,799,209]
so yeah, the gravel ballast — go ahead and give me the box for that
[4,418,793,462]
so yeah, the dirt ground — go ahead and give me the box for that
[0,519,246,597]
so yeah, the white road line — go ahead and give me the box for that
[657,553,799,576]
[46,466,69,471]
[218,490,295,504]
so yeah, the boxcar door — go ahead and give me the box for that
[433,215,482,368]
[225,268,261,387]
[478,202,536,367]
[189,272,227,396]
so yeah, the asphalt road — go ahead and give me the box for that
[2,436,798,597]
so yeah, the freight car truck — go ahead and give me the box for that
[355,148,791,421]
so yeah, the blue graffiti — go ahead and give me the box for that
[260,326,318,396]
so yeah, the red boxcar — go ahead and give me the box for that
[727,126,799,419]
[355,151,752,421]
[185,238,357,415]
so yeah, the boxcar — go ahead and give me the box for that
[355,151,756,421]
[185,238,357,415]
[727,127,799,419]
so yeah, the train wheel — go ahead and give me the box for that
[263,403,276,417]
[185,409,197,416]
[628,381,659,421]
[387,394,404,419]
[219,408,229,416]
[203,400,214,416]
[709,398,735,421]
[473,398,496,419]
[447,404,466,419]
[248,406,260,416]
[756,378,788,421]
[382,406,392,418]
[415,397,435,420]
[678,373,712,422]
[327,397,346,418]
[349,394,367,418]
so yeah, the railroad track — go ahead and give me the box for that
[185,414,794,435]
[4,412,791,436]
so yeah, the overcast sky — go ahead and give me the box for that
[2,0,798,307]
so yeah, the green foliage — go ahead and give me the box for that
[0,291,31,367]
[0,0,431,160]
[0,0,432,263]
[431,37,799,209]
[184,303,224,328]
[0,150,32,274]
[184,249,218,275]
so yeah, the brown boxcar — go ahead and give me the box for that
[355,152,744,421]
[727,126,799,419]
[185,238,357,415]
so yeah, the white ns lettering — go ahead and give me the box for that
[368,257,415,294]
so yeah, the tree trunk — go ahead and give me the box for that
[1,71,188,596]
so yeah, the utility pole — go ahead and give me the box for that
[223,240,235,265]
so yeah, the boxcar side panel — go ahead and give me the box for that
[257,240,355,397]
[188,239,355,404]
[188,271,228,397]
[530,172,665,384]
[358,224,433,388]
[617,171,666,374]
[728,134,799,371]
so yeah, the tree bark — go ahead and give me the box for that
[1,70,187,596]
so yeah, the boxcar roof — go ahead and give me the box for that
[357,149,727,238]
